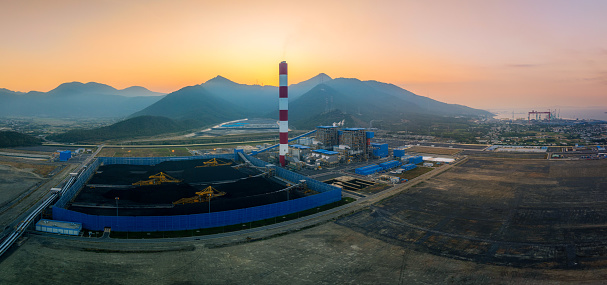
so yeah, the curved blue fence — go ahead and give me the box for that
[52,154,342,232]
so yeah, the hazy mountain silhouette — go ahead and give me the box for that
[0,82,165,118]
[130,74,490,130]
[362,80,486,116]
[1,74,492,142]
[119,86,166,97]
[201,76,277,114]
[130,85,246,126]
[290,73,332,94]
[199,74,331,114]
[287,77,492,128]
[131,74,334,126]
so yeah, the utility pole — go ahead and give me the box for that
[115,197,119,227]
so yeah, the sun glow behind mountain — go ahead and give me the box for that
[1,0,606,109]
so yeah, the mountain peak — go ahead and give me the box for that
[119,86,166,97]
[314,73,332,81]
[205,75,236,85]
[50,81,118,94]
[55,81,84,88]
[294,73,332,87]
[121,86,150,92]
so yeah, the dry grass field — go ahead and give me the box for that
[98,147,192,157]
[0,161,58,177]
[406,146,462,155]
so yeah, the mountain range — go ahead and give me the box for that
[130,73,333,124]
[3,74,493,142]
[134,74,491,128]
[0,82,164,118]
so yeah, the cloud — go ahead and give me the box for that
[582,71,607,85]
[506,64,540,68]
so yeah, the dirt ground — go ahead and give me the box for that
[0,156,61,208]
[338,158,607,269]
[3,157,607,283]
[0,158,74,234]
[407,146,462,155]
[0,164,42,207]
[0,160,57,177]
[3,222,607,285]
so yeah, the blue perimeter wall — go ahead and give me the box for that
[52,154,342,232]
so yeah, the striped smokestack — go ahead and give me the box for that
[279,61,288,167]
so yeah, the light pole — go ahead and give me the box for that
[115,197,119,228]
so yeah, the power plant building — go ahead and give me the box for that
[371,143,389,158]
[59,150,71,162]
[311,149,339,164]
[340,128,368,156]
[289,144,311,160]
[315,126,340,148]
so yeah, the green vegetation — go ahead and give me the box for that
[130,85,246,124]
[108,197,355,239]
[47,116,192,143]
[295,109,357,130]
[124,130,308,146]
[0,131,42,147]
[288,78,490,129]
[359,183,392,195]
[385,115,489,144]
[98,147,192,157]
[395,167,434,180]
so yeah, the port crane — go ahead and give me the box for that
[195,158,232,168]
[172,186,226,205]
[132,172,182,186]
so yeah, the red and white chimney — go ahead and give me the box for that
[279,61,288,167]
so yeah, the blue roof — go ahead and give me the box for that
[342,128,366,131]
[290,144,310,149]
[313,149,338,155]
[317,126,338,129]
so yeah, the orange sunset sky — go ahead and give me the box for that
[1,0,606,109]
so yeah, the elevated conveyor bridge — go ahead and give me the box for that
[252,130,316,155]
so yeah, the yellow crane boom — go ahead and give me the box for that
[173,186,226,205]
[132,172,182,186]
[195,158,232,168]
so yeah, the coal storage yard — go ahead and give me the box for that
[68,158,304,216]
